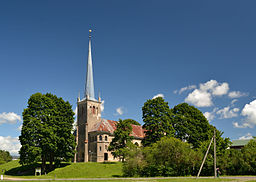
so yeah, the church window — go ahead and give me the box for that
[99,135,102,141]
[105,136,108,141]
[99,146,102,151]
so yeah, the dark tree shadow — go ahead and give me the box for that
[5,163,71,176]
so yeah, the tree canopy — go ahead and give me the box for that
[108,119,134,161]
[171,103,212,148]
[0,150,12,164]
[142,97,174,146]
[19,93,75,172]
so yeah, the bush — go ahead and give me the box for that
[123,137,202,177]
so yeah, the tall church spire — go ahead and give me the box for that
[85,29,95,100]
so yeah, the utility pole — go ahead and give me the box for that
[214,129,217,178]
[197,136,214,178]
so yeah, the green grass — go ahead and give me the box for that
[46,162,123,178]
[0,160,21,175]
[0,161,122,178]
[0,179,235,182]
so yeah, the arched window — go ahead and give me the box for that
[105,145,108,150]
[92,106,95,114]
[99,146,102,151]
[135,142,139,146]
[99,135,102,141]
[105,136,108,141]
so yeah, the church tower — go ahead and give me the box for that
[77,30,102,162]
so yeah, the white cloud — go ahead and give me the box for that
[174,85,196,95]
[0,136,21,156]
[199,80,218,91]
[116,107,124,115]
[233,122,251,128]
[216,106,240,119]
[239,100,256,128]
[212,82,229,96]
[231,99,238,106]
[204,112,215,121]
[228,91,248,98]
[184,80,230,107]
[101,100,105,112]
[239,133,253,140]
[185,89,213,107]
[0,112,21,125]
[18,125,22,131]
[152,94,164,99]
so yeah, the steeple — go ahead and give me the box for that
[85,29,95,100]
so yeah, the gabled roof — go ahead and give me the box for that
[91,119,145,138]
[231,139,253,147]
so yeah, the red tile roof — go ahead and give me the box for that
[91,119,145,138]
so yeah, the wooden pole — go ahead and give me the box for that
[197,136,214,178]
[214,129,217,178]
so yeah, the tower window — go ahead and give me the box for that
[99,135,102,141]
[99,146,102,151]
[92,106,95,114]
[105,136,108,141]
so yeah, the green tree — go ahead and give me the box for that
[19,93,75,172]
[108,119,134,161]
[123,119,141,126]
[142,97,174,146]
[124,137,202,177]
[171,103,212,148]
[0,150,12,164]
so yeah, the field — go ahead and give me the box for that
[1,161,256,181]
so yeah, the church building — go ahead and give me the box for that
[75,31,145,162]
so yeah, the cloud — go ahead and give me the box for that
[18,125,22,131]
[204,112,215,121]
[101,100,105,112]
[152,94,164,99]
[231,99,238,106]
[228,91,248,98]
[212,82,229,96]
[115,107,124,115]
[216,106,240,119]
[174,85,196,95]
[185,89,213,107]
[233,122,250,128]
[0,112,22,125]
[0,136,21,156]
[184,80,230,107]
[239,100,256,128]
[239,133,253,140]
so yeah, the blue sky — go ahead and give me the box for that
[1,0,256,155]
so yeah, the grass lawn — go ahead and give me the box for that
[0,160,122,178]
[1,161,256,181]
[0,179,238,182]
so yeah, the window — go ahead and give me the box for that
[105,145,108,150]
[99,135,102,141]
[105,136,108,141]
[92,106,95,114]
[99,146,102,151]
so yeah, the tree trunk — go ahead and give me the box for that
[42,155,46,174]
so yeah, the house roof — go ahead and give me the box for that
[231,139,251,147]
[91,119,145,138]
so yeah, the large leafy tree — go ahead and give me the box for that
[108,119,134,161]
[19,93,75,172]
[171,103,212,148]
[142,97,174,146]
